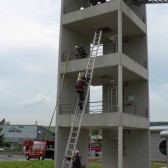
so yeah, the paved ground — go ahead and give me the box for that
[0,154,25,162]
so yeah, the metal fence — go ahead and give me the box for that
[123,103,148,117]
[61,43,118,62]
[59,101,148,117]
[61,43,147,68]
[122,44,147,68]
[63,0,112,14]
[63,0,145,23]
[123,0,145,22]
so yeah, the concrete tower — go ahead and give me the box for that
[55,0,149,168]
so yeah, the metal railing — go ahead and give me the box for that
[61,43,118,62]
[63,0,145,24]
[63,0,90,14]
[59,101,118,114]
[122,44,147,68]
[61,43,147,68]
[123,103,148,117]
[59,101,148,117]
[123,0,145,23]
[63,0,112,14]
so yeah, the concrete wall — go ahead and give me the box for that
[59,75,77,114]
[102,129,118,168]
[123,80,148,107]
[127,35,147,60]
[123,129,150,168]
[61,27,89,53]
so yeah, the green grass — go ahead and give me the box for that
[89,163,102,168]
[0,160,54,168]
[0,160,166,168]
[151,162,166,168]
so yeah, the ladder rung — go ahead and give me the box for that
[65,155,72,159]
[70,137,76,139]
[67,149,74,152]
[68,142,75,145]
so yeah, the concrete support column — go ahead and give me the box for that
[54,109,60,168]
[118,126,123,168]
[118,9,122,53]
[118,8,123,112]
[118,8,123,168]
[118,65,123,113]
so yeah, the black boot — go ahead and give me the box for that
[78,102,83,110]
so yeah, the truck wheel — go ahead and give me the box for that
[26,155,29,160]
[39,155,44,160]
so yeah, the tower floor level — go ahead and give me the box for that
[55,0,150,168]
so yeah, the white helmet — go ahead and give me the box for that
[75,45,79,49]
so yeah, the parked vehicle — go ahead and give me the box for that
[25,140,54,160]
[89,141,102,157]
[22,139,33,155]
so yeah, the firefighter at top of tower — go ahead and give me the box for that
[75,72,89,110]
[90,0,106,6]
[74,46,87,59]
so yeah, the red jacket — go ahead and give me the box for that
[75,78,86,92]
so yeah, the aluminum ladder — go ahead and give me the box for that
[61,30,102,168]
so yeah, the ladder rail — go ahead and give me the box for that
[86,31,102,80]
[62,30,102,168]
[62,103,79,167]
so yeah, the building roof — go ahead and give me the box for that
[150,126,168,132]
[150,121,168,126]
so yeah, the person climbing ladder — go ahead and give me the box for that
[75,72,89,110]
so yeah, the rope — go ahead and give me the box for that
[44,51,70,141]
[22,52,70,168]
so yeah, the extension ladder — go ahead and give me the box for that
[61,30,102,168]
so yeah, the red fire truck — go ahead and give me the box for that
[22,139,33,155]
[23,140,54,160]
[89,140,102,157]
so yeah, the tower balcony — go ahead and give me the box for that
[62,0,146,24]
[61,43,147,68]
[57,101,149,129]
[59,101,148,118]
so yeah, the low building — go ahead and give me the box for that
[1,124,54,149]
[150,126,167,162]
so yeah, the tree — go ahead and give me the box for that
[90,129,102,140]
[0,119,5,145]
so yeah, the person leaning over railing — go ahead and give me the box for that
[74,46,87,59]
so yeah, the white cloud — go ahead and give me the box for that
[1,1,168,124]
[150,83,168,121]
[0,0,60,51]
[147,4,168,60]
[19,94,51,107]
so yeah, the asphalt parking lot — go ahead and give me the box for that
[0,153,25,162]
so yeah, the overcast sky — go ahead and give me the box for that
[0,1,168,126]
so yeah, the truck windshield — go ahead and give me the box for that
[32,144,44,150]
